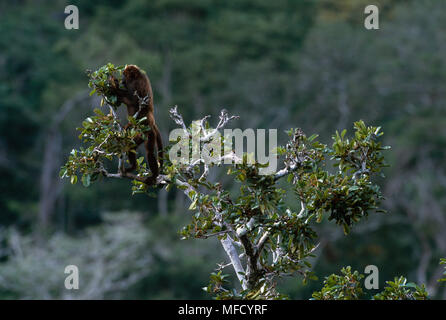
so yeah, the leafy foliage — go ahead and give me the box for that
[87,63,125,108]
[312,267,364,300]
[283,122,389,235]
[373,277,428,300]
[60,107,150,187]
[312,268,428,300]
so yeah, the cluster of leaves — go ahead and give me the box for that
[312,268,428,300]
[280,121,389,235]
[59,108,150,187]
[311,267,364,300]
[373,277,428,300]
[87,63,125,108]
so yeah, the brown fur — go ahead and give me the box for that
[110,65,163,185]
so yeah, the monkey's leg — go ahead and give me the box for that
[144,130,159,185]
[124,135,144,173]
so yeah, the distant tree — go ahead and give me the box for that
[0,214,152,299]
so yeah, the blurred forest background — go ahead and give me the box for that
[0,0,445,299]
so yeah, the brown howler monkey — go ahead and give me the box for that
[110,65,163,185]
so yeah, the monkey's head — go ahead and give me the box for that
[122,64,151,97]
[123,65,144,82]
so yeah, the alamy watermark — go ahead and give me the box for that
[364,5,379,30]
[364,265,379,290]
[64,5,79,30]
[64,265,79,290]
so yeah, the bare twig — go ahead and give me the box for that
[169,106,189,134]
[200,109,239,142]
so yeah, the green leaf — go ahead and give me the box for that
[70,175,78,185]
[189,199,198,210]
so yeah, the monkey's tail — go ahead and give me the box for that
[156,129,164,170]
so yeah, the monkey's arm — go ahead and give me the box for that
[108,76,137,111]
